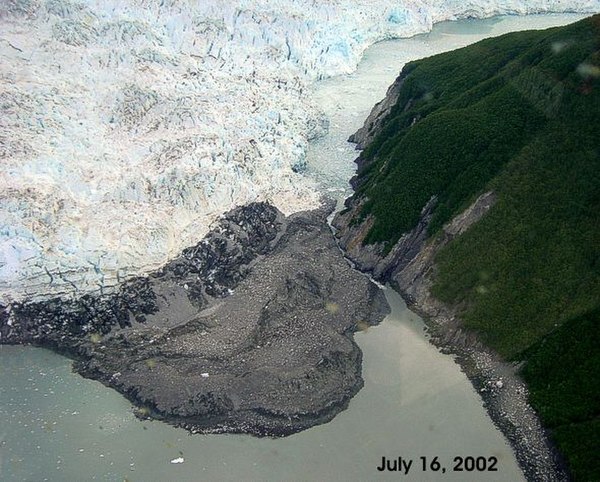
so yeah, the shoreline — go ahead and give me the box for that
[399,295,569,481]
[0,200,389,437]
[334,162,569,481]
[328,13,600,479]
[330,197,556,479]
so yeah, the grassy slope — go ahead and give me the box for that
[353,16,600,481]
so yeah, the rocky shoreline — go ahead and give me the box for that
[393,286,569,482]
[333,154,569,480]
[0,200,388,436]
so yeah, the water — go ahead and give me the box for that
[306,14,587,196]
[0,290,523,482]
[0,13,586,482]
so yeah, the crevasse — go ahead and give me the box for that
[1,0,599,303]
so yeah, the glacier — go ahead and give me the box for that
[1,0,599,303]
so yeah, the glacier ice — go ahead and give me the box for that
[1,0,599,302]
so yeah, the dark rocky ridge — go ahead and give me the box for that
[0,200,389,436]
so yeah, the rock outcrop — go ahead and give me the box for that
[349,71,408,150]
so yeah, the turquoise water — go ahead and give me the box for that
[0,13,586,481]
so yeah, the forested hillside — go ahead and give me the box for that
[343,15,600,480]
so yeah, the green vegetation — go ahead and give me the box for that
[351,15,600,480]
[355,17,600,246]
[521,310,600,481]
[432,123,600,358]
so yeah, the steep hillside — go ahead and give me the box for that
[335,15,600,481]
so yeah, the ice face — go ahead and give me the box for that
[1,0,599,302]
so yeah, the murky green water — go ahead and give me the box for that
[0,290,525,482]
[0,13,585,482]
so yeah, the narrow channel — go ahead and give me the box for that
[0,13,584,482]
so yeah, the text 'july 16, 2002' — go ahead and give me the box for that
[377,455,499,475]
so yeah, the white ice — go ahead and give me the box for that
[1,0,599,302]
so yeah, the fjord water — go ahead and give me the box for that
[0,14,584,481]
